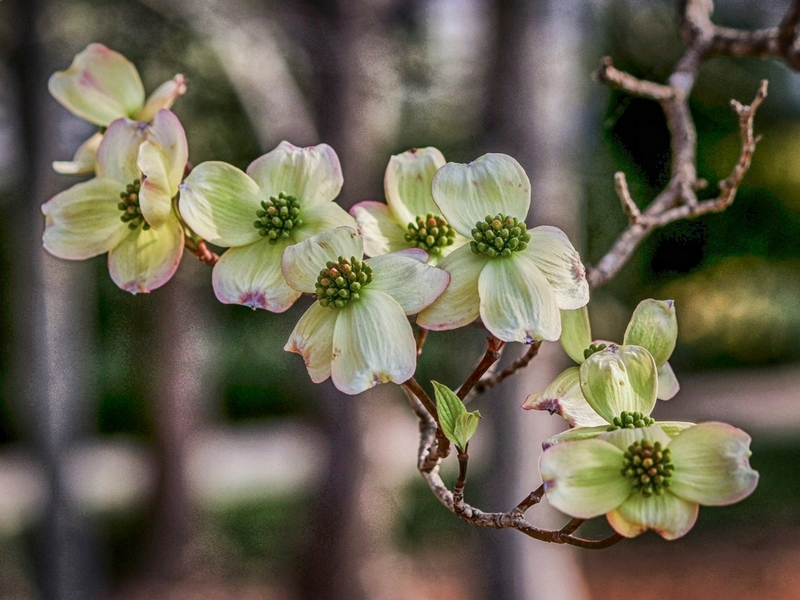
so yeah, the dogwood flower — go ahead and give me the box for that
[535,344,693,448]
[49,43,187,175]
[282,227,449,394]
[524,300,680,426]
[416,153,589,342]
[539,422,759,539]
[350,147,468,264]
[42,109,188,293]
[178,142,355,311]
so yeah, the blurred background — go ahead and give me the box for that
[1,0,800,598]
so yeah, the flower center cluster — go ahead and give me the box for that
[623,440,674,497]
[315,256,373,309]
[405,214,456,255]
[470,214,530,258]
[583,343,607,360]
[253,192,302,244]
[607,411,655,431]
[118,179,150,231]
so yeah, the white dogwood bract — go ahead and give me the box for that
[49,43,186,175]
[42,109,187,293]
[178,142,356,312]
[416,153,589,342]
[282,227,449,395]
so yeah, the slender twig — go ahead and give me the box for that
[414,326,429,356]
[456,336,504,399]
[471,340,542,396]
[453,445,469,509]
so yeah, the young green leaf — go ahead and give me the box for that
[432,380,481,449]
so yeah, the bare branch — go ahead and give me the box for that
[456,336,505,399]
[470,341,542,397]
[595,57,675,100]
[614,172,642,225]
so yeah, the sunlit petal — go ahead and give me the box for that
[292,203,357,243]
[48,43,144,126]
[623,299,678,367]
[607,492,698,540]
[246,141,343,210]
[212,239,301,312]
[366,249,450,314]
[523,367,607,427]
[96,118,147,185]
[53,132,103,175]
[478,252,560,343]
[350,201,409,257]
[524,227,589,311]
[41,177,130,260]
[281,227,363,294]
[579,345,658,423]
[137,141,172,229]
[657,362,680,400]
[143,109,188,194]
[107,214,184,293]
[416,244,487,331]
[560,306,592,364]
[137,75,187,122]
[179,162,262,247]
[384,147,446,226]
[540,439,632,519]
[668,422,759,506]
[284,302,338,383]
[331,291,416,394]
[431,153,531,238]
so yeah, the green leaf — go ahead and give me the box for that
[453,411,482,449]
[432,381,466,448]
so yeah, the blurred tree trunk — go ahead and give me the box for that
[482,0,591,598]
[7,0,102,598]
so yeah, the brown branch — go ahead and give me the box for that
[456,336,504,399]
[595,57,675,100]
[471,340,542,396]
[414,326,428,356]
[184,239,220,266]
[452,446,469,509]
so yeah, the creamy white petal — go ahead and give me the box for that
[384,147,446,226]
[598,425,673,452]
[48,43,144,126]
[330,291,416,394]
[107,214,184,293]
[524,227,589,311]
[416,244,486,331]
[478,253,560,343]
[246,141,343,210]
[212,239,301,312]
[540,439,632,519]
[431,153,531,238]
[53,132,103,175]
[350,201,409,257]
[137,75,187,122]
[284,301,339,383]
[292,203,357,243]
[96,118,147,185]
[623,299,677,367]
[42,177,130,260]
[607,492,699,540]
[366,249,450,314]
[542,426,612,450]
[579,345,658,423]
[657,362,680,400]
[137,141,173,229]
[560,306,592,364]
[178,162,263,248]
[281,226,363,294]
[668,422,759,506]
[143,109,188,194]
[523,367,607,427]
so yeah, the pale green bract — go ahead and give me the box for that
[350,147,468,265]
[524,299,681,427]
[416,153,589,343]
[178,141,356,312]
[48,43,186,175]
[539,423,759,540]
[41,109,188,294]
[282,227,450,395]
